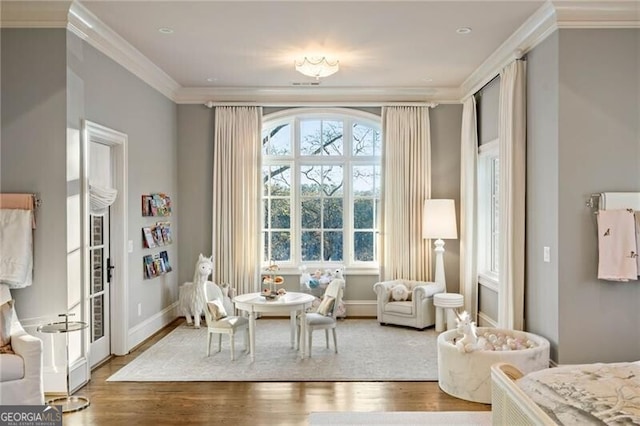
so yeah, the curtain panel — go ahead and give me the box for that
[498,60,527,330]
[460,96,479,315]
[212,106,263,295]
[380,106,432,282]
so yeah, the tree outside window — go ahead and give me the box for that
[262,110,381,269]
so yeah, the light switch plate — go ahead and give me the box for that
[543,246,551,263]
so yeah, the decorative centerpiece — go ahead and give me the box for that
[262,261,286,301]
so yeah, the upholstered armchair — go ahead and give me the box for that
[0,284,44,405]
[373,279,444,330]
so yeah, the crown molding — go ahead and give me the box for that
[0,1,71,28]
[554,0,640,28]
[174,86,462,105]
[68,2,181,101]
[3,1,639,105]
[461,1,640,99]
[460,1,558,99]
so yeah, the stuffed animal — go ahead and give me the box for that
[178,254,213,328]
[390,283,410,301]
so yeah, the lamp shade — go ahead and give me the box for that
[423,199,457,240]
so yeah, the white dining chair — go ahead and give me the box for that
[204,283,249,360]
[297,278,344,357]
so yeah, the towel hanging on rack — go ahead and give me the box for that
[597,209,638,281]
[0,193,37,228]
[0,209,33,288]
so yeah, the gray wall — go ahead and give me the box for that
[176,104,214,282]
[1,29,69,322]
[527,28,640,363]
[176,104,463,302]
[430,104,463,293]
[526,31,560,361]
[1,27,178,334]
[478,77,500,145]
[67,32,179,328]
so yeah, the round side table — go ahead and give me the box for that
[37,317,90,413]
[433,293,464,332]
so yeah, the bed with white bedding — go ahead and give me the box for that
[491,361,640,425]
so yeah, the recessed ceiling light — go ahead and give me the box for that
[422,77,433,83]
[206,77,217,82]
[456,27,472,34]
[158,27,174,34]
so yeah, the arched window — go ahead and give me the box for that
[261,108,381,270]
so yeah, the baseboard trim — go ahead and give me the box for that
[128,302,179,351]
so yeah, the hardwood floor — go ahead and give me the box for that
[62,319,490,425]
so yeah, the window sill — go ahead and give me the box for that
[478,272,499,292]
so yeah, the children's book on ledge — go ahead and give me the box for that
[142,193,172,217]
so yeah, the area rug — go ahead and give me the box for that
[308,411,492,426]
[107,319,439,382]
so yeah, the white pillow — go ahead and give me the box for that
[316,296,336,316]
[207,300,227,321]
[390,284,410,301]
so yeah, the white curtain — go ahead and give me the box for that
[459,96,478,315]
[380,106,431,281]
[212,106,263,295]
[498,60,526,330]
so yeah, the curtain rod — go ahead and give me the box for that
[204,101,439,108]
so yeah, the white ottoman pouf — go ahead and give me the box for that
[433,293,463,332]
[437,327,550,403]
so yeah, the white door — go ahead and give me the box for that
[88,142,113,367]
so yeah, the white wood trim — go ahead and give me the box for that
[128,302,179,351]
[0,1,71,28]
[82,120,129,357]
[3,1,638,104]
[176,86,462,105]
[460,2,557,99]
[477,311,498,328]
[67,2,180,101]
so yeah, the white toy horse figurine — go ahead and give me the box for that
[454,311,481,353]
[178,254,213,328]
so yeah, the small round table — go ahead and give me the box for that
[433,293,464,332]
[233,292,316,361]
[37,319,90,413]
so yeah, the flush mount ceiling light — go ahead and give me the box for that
[294,57,339,80]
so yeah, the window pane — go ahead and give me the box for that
[322,121,343,155]
[92,248,103,294]
[323,231,343,261]
[263,201,269,228]
[263,123,291,156]
[353,199,373,229]
[270,199,290,228]
[300,166,321,196]
[323,165,343,196]
[262,166,270,196]
[300,120,343,156]
[271,166,291,196]
[323,198,343,229]
[263,232,268,260]
[354,232,374,261]
[301,199,321,228]
[271,231,290,261]
[300,120,321,155]
[352,123,380,156]
[302,231,321,261]
[353,165,375,196]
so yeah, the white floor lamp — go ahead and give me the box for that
[423,199,458,291]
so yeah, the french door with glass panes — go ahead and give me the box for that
[89,209,111,367]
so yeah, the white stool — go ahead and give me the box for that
[433,293,464,332]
